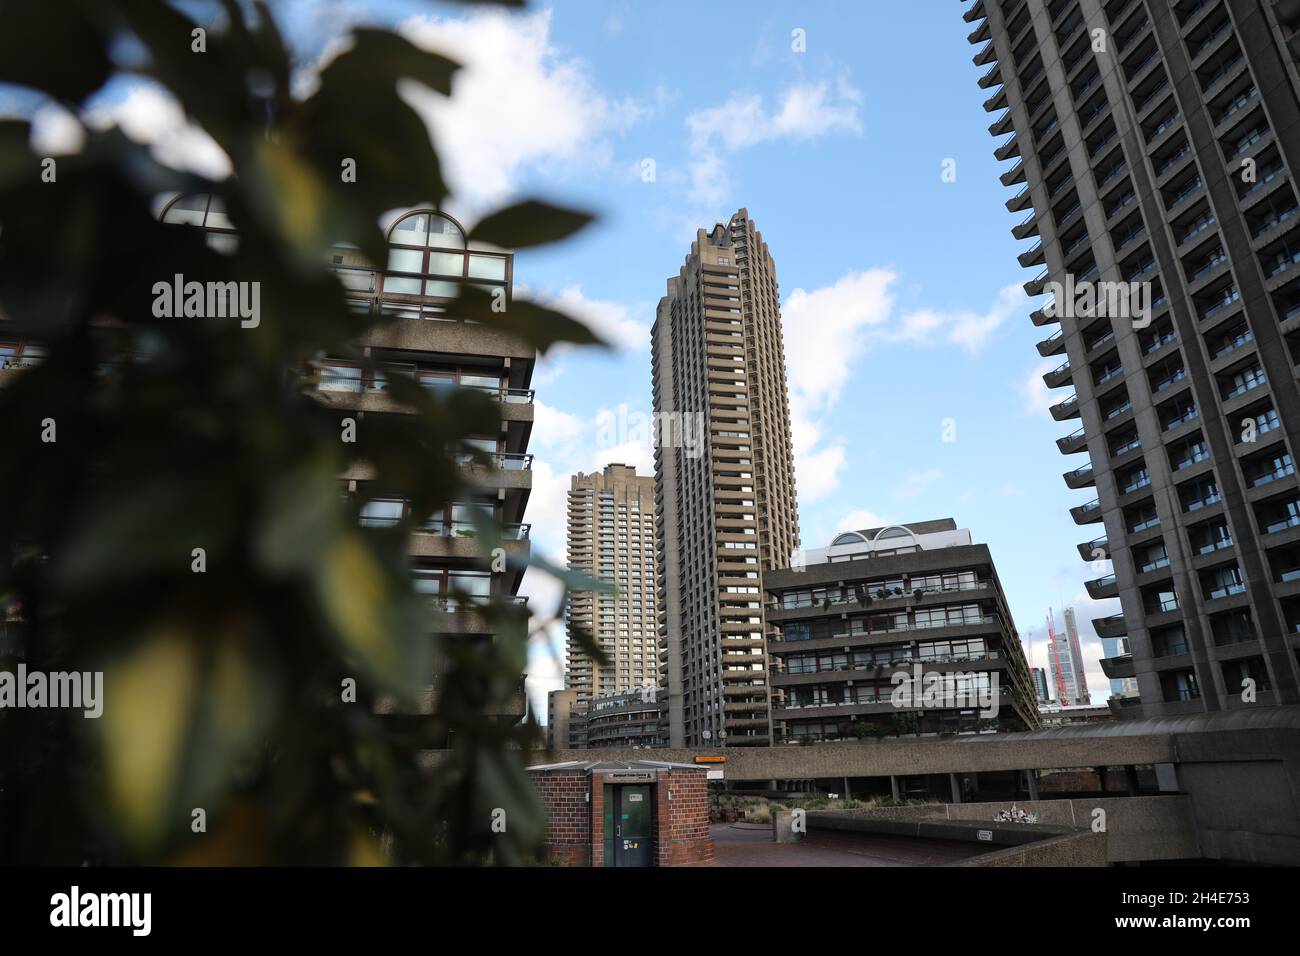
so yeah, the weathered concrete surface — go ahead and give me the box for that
[768,810,1106,867]
[808,796,1197,863]
[423,705,1300,863]
[508,736,1177,779]
[713,823,987,867]
[960,831,1107,867]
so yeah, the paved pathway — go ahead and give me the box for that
[711,823,987,867]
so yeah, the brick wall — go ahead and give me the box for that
[654,769,715,867]
[533,770,593,867]
[533,767,715,867]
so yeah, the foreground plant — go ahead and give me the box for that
[0,0,604,865]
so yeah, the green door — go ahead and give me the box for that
[612,784,653,867]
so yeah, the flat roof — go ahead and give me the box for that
[526,759,708,774]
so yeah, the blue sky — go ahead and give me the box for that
[11,0,1121,712]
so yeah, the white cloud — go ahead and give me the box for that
[686,79,862,153]
[835,509,891,533]
[782,268,895,503]
[779,272,1023,503]
[397,9,645,212]
[534,400,586,447]
[684,78,862,207]
[1021,357,1061,419]
[30,103,84,155]
[895,467,942,501]
[84,83,232,180]
[23,84,231,179]
[531,285,652,352]
[784,268,895,412]
[891,282,1028,351]
[797,445,847,504]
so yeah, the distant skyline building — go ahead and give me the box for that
[1032,666,1052,702]
[652,208,800,748]
[1047,607,1090,706]
[564,464,658,705]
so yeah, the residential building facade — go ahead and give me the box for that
[652,208,800,747]
[763,520,1040,741]
[565,464,659,704]
[160,199,534,730]
[967,0,1300,716]
[580,688,669,749]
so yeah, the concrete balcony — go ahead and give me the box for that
[1000,157,1026,186]
[1071,498,1104,525]
[314,382,534,428]
[973,39,997,66]
[1078,535,1107,561]
[1094,614,1128,639]
[963,0,986,24]
[1037,328,1066,356]
[1058,426,1088,454]
[360,316,534,364]
[1086,573,1119,599]
[1050,393,1080,421]
[1101,653,1135,680]
[1043,359,1072,389]
[1006,185,1032,213]
[968,18,990,43]
[1024,269,1049,297]
[1012,213,1040,241]
[1063,462,1095,489]
[1018,242,1046,268]
[1107,694,1143,718]
[1031,304,1059,327]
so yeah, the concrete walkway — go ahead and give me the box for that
[711,823,987,867]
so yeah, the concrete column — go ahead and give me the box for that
[1124,765,1140,796]
[890,775,901,802]
[1155,763,1180,792]
[843,776,851,800]
[1025,769,1039,801]
[1097,766,1109,792]
[949,773,962,804]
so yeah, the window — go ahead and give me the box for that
[360,498,404,527]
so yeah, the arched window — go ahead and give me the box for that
[831,532,867,546]
[159,193,237,253]
[382,210,509,300]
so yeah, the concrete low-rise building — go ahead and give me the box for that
[582,688,668,749]
[763,519,1040,742]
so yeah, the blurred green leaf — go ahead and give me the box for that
[458,286,607,354]
[0,0,113,103]
[470,200,594,249]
